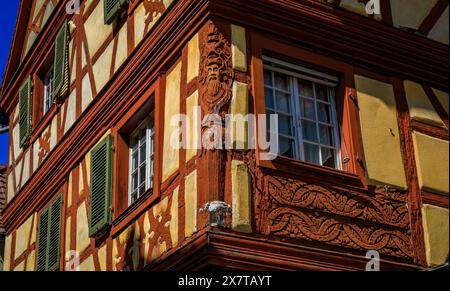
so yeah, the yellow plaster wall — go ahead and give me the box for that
[170,187,180,248]
[13,261,25,272]
[422,204,449,267]
[230,81,249,150]
[64,90,77,135]
[186,91,199,161]
[12,122,21,162]
[79,255,95,271]
[432,88,449,115]
[339,0,368,17]
[428,6,449,45]
[98,245,107,271]
[404,80,444,127]
[231,25,247,72]
[81,74,93,113]
[64,216,71,264]
[92,39,114,94]
[390,0,438,30]
[7,173,14,204]
[231,160,252,233]
[355,75,407,189]
[187,34,200,84]
[84,0,112,57]
[76,202,91,253]
[25,250,36,271]
[32,141,39,173]
[3,235,12,271]
[412,132,449,195]
[22,150,30,187]
[14,213,37,260]
[162,62,182,182]
[185,170,198,238]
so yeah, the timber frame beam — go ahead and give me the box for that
[2,0,448,234]
[148,227,424,271]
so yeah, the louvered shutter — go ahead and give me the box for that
[47,194,62,271]
[53,21,70,100]
[37,195,62,271]
[37,208,49,271]
[104,0,128,25]
[89,135,113,237]
[19,78,32,148]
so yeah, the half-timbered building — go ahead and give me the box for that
[0,0,448,271]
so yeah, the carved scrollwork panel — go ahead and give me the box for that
[252,172,414,260]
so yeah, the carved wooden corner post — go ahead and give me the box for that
[197,20,234,229]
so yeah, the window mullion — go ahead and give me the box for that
[292,76,304,161]
[312,83,323,166]
[146,122,151,191]
[329,87,342,170]
[128,138,133,206]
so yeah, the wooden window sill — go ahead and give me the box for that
[258,155,365,189]
[110,189,158,238]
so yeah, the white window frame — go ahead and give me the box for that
[128,113,155,206]
[43,67,55,115]
[263,56,342,170]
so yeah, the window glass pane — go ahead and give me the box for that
[278,115,292,136]
[321,147,336,168]
[319,124,334,146]
[317,102,332,124]
[131,192,138,204]
[132,136,139,151]
[264,70,272,86]
[132,172,138,192]
[275,73,289,91]
[279,137,293,158]
[265,87,274,109]
[140,143,147,164]
[140,165,146,184]
[301,98,316,120]
[304,143,320,164]
[44,69,54,114]
[315,84,329,102]
[298,79,314,98]
[275,91,290,113]
[132,152,138,170]
[302,120,318,143]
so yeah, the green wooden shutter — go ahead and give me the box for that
[47,194,62,271]
[53,20,70,99]
[36,194,62,271]
[37,208,49,271]
[19,78,32,148]
[89,135,114,237]
[104,0,128,25]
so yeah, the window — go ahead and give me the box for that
[43,67,55,115]
[264,57,342,169]
[114,92,158,223]
[129,114,155,205]
[32,21,69,131]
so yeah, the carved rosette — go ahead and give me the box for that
[249,156,414,260]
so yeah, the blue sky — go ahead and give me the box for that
[0,0,20,165]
